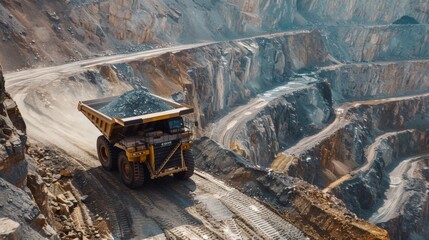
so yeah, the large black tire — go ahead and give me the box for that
[118,152,145,189]
[96,135,119,171]
[174,150,194,180]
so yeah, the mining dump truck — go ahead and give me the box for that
[78,92,195,188]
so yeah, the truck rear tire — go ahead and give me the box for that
[97,135,119,171]
[118,152,145,188]
[174,150,194,180]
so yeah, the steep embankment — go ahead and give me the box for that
[334,130,429,240]
[0,0,298,71]
[210,80,334,167]
[323,25,429,63]
[0,67,56,239]
[193,137,389,240]
[320,61,429,103]
[270,61,429,239]
[1,0,428,72]
[298,0,429,24]
[115,30,332,128]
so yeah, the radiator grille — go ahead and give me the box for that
[153,141,182,170]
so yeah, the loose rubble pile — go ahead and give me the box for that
[27,145,107,239]
[99,89,174,118]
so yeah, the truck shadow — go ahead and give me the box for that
[73,166,200,239]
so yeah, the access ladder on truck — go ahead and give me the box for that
[78,94,195,188]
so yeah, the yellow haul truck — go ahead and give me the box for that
[78,94,194,188]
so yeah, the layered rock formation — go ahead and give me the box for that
[274,93,429,185]
[320,61,429,103]
[193,137,389,240]
[2,0,429,72]
[0,66,56,238]
[0,178,48,239]
[298,0,429,24]
[0,66,27,187]
[323,25,429,63]
[266,47,429,239]
[334,130,429,240]
[233,81,334,166]
[77,0,297,43]
[106,30,332,128]
[0,0,299,71]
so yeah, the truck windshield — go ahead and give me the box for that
[169,118,184,130]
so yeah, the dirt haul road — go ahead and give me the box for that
[208,80,314,148]
[4,42,306,239]
[369,154,429,224]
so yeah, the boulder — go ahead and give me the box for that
[0,218,21,240]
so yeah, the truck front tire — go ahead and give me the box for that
[118,152,145,188]
[96,135,119,171]
[174,150,194,180]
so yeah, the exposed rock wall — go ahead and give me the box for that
[0,0,300,71]
[323,25,429,63]
[193,138,389,239]
[334,130,429,239]
[334,130,429,213]
[116,30,331,128]
[78,0,298,44]
[2,0,429,71]
[0,66,55,238]
[277,120,371,187]
[274,93,429,187]
[0,66,27,187]
[234,82,333,167]
[0,178,48,239]
[320,61,429,103]
[298,0,429,24]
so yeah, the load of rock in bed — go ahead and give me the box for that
[99,90,174,118]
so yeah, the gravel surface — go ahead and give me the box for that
[99,90,174,118]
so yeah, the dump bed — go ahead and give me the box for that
[78,93,193,141]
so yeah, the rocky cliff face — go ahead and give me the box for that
[274,93,429,186]
[234,81,334,167]
[2,0,429,71]
[267,58,429,239]
[298,0,429,24]
[0,66,27,187]
[334,129,429,240]
[75,0,297,43]
[323,25,429,63]
[0,67,56,238]
[0,178,50,240]
[193,137,389,240]
[0,0,299,71]
[106,30,332,128]
[321,61,429,103]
